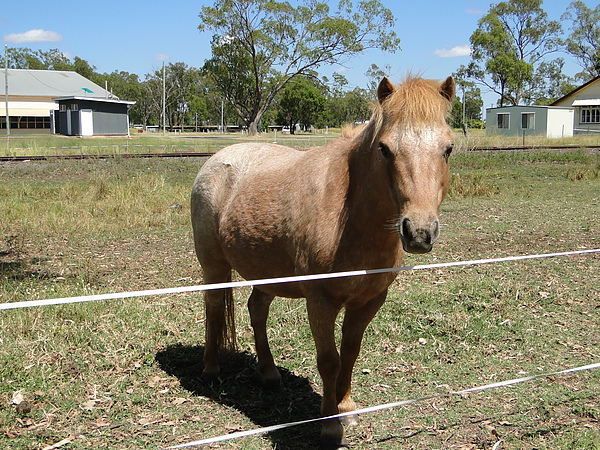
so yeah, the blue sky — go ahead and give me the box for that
[1,0,596,108]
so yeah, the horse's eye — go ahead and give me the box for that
[379,143,393,160]
[444,144,454,160]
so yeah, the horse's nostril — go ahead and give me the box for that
[399,216,440,249]
[401,217,411,237]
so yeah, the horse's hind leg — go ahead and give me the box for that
[248,288,281,388]
[201,264,234,383]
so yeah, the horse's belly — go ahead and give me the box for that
[218,216,301,295]
[222,248,306,299]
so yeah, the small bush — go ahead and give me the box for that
[448,173,499,197]
[566,164,600,181]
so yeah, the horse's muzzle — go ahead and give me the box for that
[399,217,440,254]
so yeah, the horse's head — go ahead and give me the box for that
[374,75,455,254]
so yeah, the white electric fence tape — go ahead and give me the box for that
[1,249,598,311]
[166,362,600,448]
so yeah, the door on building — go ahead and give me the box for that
[80,109,94,136]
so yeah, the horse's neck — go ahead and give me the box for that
[323,137,400,269]
[343,137,396,232]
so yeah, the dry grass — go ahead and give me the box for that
[0,140,599,449]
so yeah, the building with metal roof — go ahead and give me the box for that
[1,69,133,136]
[52,96,135,137]
[485,105,575,138]
[485,76,600,139]
[551,76,600,135]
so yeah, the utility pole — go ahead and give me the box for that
[4,45,10,138]
[461,84,467,136]
[162,61,166,136]
[462,85,466,124]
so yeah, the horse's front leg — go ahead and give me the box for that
[248,288,281,388]
[307,297,345,448]
[336,291,387,426]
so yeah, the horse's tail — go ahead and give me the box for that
[221,272,237,352]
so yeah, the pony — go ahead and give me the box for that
[190,75,455,448]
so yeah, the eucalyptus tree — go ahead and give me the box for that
[139,75,164,128]
[143,63,204,129]
[326,85,372,127]
[562,0,600,81]
[4,47,100,79]
[365,63,392,99]
[448,82,483,129]
[4,47,70,70]
[199,0,400,135]
[457,0,562,106]
[276,75,326,133]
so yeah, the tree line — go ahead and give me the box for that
[3,0,599,133]
[456,0,600,108]
[3,45,381,133]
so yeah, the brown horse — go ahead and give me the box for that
[191,75,455,447]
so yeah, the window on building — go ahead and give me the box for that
[70,104,79,111]
[497,113,510,129]
[521,113,535,129]
[581,108,600,123]
[1,116,51,129]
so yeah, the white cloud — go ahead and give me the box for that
[465,8,485,14]
[154,53,170,62]
[434,45,471,58]
[4,29,62,44]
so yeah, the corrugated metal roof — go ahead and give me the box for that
[0,69,112,99]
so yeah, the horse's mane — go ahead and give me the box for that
[341,123,365,139]
[388,76,451,121]
[342,76,452,144]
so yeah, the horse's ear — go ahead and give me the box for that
[440,76,455,102]
[377,77,395,104]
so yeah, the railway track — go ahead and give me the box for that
[0,151,214,162]
[1,146,599,162]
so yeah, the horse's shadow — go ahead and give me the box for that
[155,344,322,449]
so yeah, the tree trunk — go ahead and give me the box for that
[248,110,264,136]
[248,120,259,136]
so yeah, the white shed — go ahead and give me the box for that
[486,105,574,138]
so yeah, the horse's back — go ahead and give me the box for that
[192,142,301,208]
[191,143,304,271]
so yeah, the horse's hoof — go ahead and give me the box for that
[262,375,283,391]
[340,413,360,427]
[201,368,221,385]
[260,367,282,390]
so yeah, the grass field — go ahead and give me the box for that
[1,132,341,158]
[0,135,599,449]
